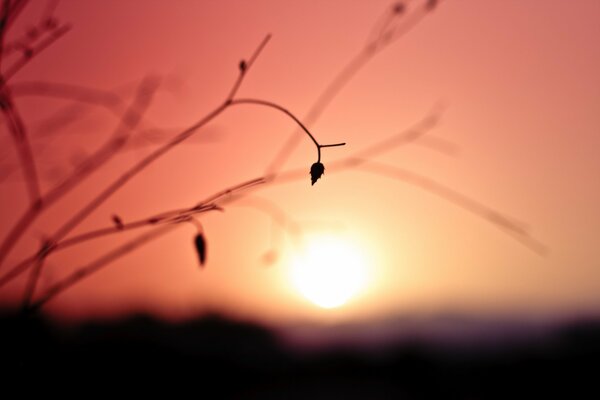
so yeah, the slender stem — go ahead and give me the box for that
[0,97,41,204]
[0,204,37,267]
[264,0,436,175]
[29,224,177,311]
[2,23,71,82]
[0,0,11,70]
[50,104,228,244]
[22,257,43,309]
[0,78,158,269]
[0,37,277,285]
[229,98,345,159]
[226,34,271,101]
[231,98,319,147]
[0,180,259,289]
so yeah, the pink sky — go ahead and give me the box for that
[1,0,599,326]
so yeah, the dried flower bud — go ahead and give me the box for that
[425,0,438,11]
[393,2,405,14]
[112,214,124,230]
[194,233,207,267]
[310,162,325,186]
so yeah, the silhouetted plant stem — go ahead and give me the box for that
[10,80,125,114]
[0,1,71,268]
[265,0,441,176]
[1,104,546,294]
[229,98,346,161]
[31,81,340,273]
[45,95,337,245]
[0,179,259,290]
[28,224,177,312]
[22,257,43,310]
[2,23,71,82]
[355,160,547,255]
[0,1,11,70]
[0,78,159,269]
[226,34,271,101]
[0,1,547,312]
[1,86,41,205]
[0,203,37,268]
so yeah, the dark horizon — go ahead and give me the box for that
[2,309,598,397]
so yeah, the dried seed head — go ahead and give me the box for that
[393,2,405,14]
[425,0,438,11]
[112,214,124,230]
[194,233,207,267]
[310,162,325,186]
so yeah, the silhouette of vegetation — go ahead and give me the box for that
[0,0,545,313]
[1,310,597,397]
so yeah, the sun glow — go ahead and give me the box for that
[290,235,370,309]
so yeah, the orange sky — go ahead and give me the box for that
[1,0,599,326]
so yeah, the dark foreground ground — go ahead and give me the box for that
[1,310,598,398]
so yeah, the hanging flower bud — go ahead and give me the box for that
[310,162,325,186]
[425,0,438,11]
[194,233,207,267]
[112,214,124,230]
[393,2,405,14]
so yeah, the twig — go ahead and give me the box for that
[265,0,441,175]
[2,23,71,81]
[0,77,159,268]
[42,36,339,250]
[10,80,124,113]
[355,160,547,255]
[0,0,12,69]
[0,181,254,289]
[1,103,544,299]
[18,78,161,301]
[225,34,271,101]
[0,88,41,204]
[229,98,346,162]
[28,224,177,311]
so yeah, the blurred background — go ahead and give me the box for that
[0,1,599,396]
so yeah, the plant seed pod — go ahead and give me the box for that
[194,233,207,267]
[310,162,325,186]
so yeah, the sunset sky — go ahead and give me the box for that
[0,0,599,329]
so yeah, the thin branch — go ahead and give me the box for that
[28,224,177,312]
[42,77,160,205]
[0,77,159,269]
[0,0,12,69]
[21,256,43,309]
[355,160,547,255]
[5,0,30,30]
[42,35,274,247]
[0,180,256,289]
[2,23,71,82]
[265,0,441,175]
[1,87,42,204]
[10,80,124,112]
[231,195,302,265]
[0,105,445,288]
[230,98,346,162]
[351,103,443,160]
[13,78,161,300]
[225,34,271,101]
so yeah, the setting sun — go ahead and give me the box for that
[290,236,370,309]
